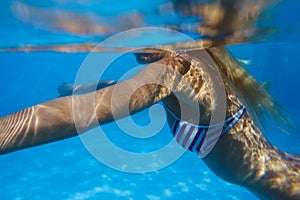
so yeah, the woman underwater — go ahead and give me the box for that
[0,45,299,199]
[1,0,300,199]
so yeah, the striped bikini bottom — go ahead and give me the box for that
[165,105,246,158]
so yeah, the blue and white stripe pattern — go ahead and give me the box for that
[166,106,246,158]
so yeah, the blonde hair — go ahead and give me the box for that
[206,46,298,136]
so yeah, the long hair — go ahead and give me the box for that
[206,46,298,136]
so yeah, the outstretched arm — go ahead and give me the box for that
[0,51,189,155]
[57,80,116,97]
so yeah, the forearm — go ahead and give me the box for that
[0,58,176,155]
[0,96,76,154]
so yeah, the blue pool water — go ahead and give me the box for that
[0,1,300,199]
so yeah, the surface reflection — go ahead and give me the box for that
[4,0,277,52]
